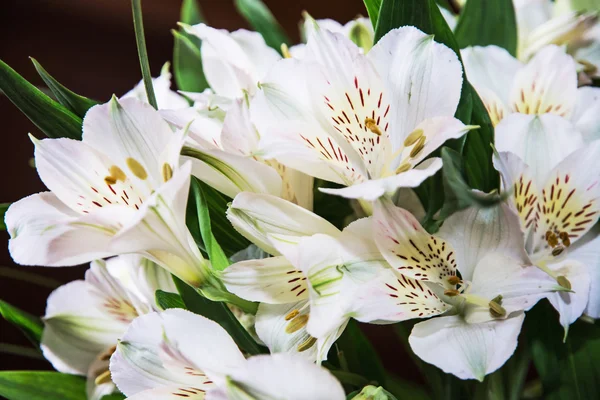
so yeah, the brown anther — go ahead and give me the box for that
[364,117,382,136]
[447,276,460,285]
[559,231,571,247]
[444,289,460,297]
[557,275,572,290]
[285,314,309,334]
[99,344,117,361]
[409,135,426,158]
[546,231,559,248]
[403,129,424,147]
[284,309,300,321]
[395,162,411,174]
[552,246,565,257]
[109,165,127,182]
[104,176,117,185]
[489,300,506,318]
[491,295,503,305]
[297,336,317,352]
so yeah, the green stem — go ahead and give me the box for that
[0,343,44,360]
[0,267,61,289]
[330,370,370,388]
[131,0,158,109]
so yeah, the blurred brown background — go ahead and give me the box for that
[0,0,411,379]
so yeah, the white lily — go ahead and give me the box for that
[462,44,600,149]
[514,0,599,64]
[223,192,387,362]
[494,142,600,332]
[42,256,175,400]
[110,308,346,399]
[5,97,210,288]
[123,62,189,110]
[357,198,562,380]
[251,23,475,201]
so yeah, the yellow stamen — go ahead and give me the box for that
[489,300,506,318]
[409,135,426,158]
[579,59,598,75]
[94,370,112,386]
[552,246,565,257]
[403,129,424,147]
[285,314,309,334]
[546,231,559,248]
[557,275,572,290]
[110,165,127,182]
[365,117,382,136]
[99,345,117,361]
[104,176,117,185]
[126,158,148,180]
[162,163,173,182]
[297,336,317,352]
[447,276,460,285]
[559,231,571,247]
[444,289,460,297]
[281,43,292,59]
[284,309,300,321]
[395,162,411,174]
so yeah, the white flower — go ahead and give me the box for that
[251,23,475,201]
[123,62,189,110]
[463,45,600,151]
[109,308,346,399]
[42,256,175,400]
[6,97,209,288]
[494,142,600,332]
[357,198,562,380]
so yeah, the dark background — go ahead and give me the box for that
[0,0,413,380]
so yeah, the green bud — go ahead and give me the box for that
[351,385,397,400]
[349,20,374,52]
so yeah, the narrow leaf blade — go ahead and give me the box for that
[155,290,186,310]
[234,0,291,52]
[0,299,43,347]
[0,371,86,400]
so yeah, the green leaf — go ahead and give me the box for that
[0,371,86,400]
[174,277,265,355]
[173,0,209,92]
[0,299,43,347]
[438,147,505,220]
[131,0,158,109]
[335,320,387,386]
[0,60,82,139]
[30,58,99,118]
[563,0,600,11]
[454,0,517,56]
[186,178,250,257]
[234,0,291,52]
[155,290,186,310]
[101,394,126,400]
[528,302,600,400]
[363,0,383,28]
[0,203,9,231]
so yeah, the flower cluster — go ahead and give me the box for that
[3,0,600,399]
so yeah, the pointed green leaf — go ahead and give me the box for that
[0,299,43,347]
[363,0,383,28]
[234,0,291,52]
[131,0,158,109]
[454,0,517,56]
[173,0,209,92]
[174,276,265,355]
[155,290,186,310]
[101,394,126,400]
[0,371,86,400]
[30,58,99,118]
[0,60,82,139]
[0,203,9,231]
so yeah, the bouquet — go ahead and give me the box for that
[2,0,600,398]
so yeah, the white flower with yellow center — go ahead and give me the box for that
[354,198,562,380]
[42,256,176,400]
[6,97,209,288]
[250,23,476,201]
[109,309,345,399]
[495,142,600,333]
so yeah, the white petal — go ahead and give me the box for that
[352,268,450,324]
[495,113,584,185]
[409,313,525,381]
[125,386,207,400]
[111,309,243,396]
[368,27,463,150]
[220,99,259,156]
[161,107,224,150]
[509,45,578,117]
[226,354,345,400]
[461,46,522,108]
[229,29,282,84]
[42,278,128,375]
[221,256,308,303]
[83,97,181,190]
[184,147,283,199]
[567,232,600,318]
[123,63,189,110]
[572,86,600,142]
[437,203,530,281]
[320,157,442,200]
[391,188,426,221]
[6,192,135,267]
[373,197,457,286]
[226,192,340,255]
[547,259,590,332]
